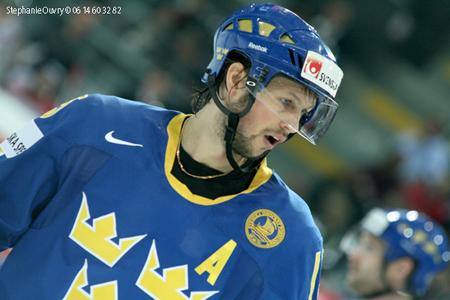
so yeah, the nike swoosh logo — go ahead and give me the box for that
[105,131,143,147]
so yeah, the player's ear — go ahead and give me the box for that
[397,257,414,279]
[386,257,414,290]
[224,62,247,98]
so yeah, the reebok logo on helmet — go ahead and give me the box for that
[248,42,268,53]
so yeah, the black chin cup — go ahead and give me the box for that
[205,70,264,173]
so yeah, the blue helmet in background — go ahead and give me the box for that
[202,3,344,145]
[360,208,450,296]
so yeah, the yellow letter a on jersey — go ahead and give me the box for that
[195,240,237,286]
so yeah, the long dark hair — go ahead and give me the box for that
[191,51,250,113]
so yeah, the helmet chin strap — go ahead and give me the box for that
[205,70,266,173]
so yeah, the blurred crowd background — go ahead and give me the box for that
[0,0,449,298]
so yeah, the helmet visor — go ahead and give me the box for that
[340,226,362,255]
[246,77,338,145]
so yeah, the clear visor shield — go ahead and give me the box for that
[340,227,362,255]
[340,209,389,255]
[246,80,338,145]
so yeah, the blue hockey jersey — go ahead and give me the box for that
[0,94,323,299]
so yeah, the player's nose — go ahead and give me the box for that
[280,120,298,136]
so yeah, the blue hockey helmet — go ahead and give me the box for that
[202,3,344,145]
[358,208,450,296]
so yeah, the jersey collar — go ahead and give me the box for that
[164,114,273,205]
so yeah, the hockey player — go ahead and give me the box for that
[0,3,343,299]
[341,208,449,300]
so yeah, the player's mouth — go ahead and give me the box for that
[264,134,282,149]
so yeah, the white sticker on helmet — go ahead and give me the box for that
[362,208,389,236]
[301,51,343,97]
[0,120,44,158]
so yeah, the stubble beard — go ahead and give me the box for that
[223,120,270,161]
[218,93,269,162]
[233,129,266,160]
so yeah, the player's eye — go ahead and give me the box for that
[279,98,294,108]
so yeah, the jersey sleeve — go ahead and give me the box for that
[292,217,323,300]
[265,240,323,300]
[0,95,90,250]
[263,188,324,300]
[304,249,323,300]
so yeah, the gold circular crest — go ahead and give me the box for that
[245,209,285,248]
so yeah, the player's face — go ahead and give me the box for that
[232,76,316,159]
[346,232,386,295]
